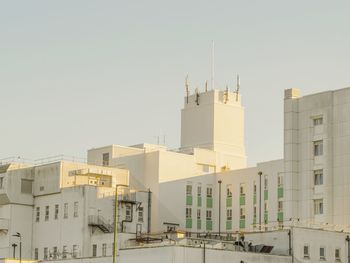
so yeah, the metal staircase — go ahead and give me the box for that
[88,215,113,233]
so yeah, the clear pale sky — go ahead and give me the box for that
[1,1,350,166]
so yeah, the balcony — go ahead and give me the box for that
[88,215,113,233]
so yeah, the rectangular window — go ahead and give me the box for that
[314,169,323,185]
[44,248,48,260]
[64,203,68,219]
[304,245,309,258]
[253,182,257,195]
[102,243,107,257]
[72,245,78,258]
[197,185,201,196]
[227,209,232,220]
[320,247,325,260]
[314,199,324,215]
[313,117,323,126]
[206,210,212,220]
[0,177,4,189]
[253,205,257,218]
[206,187,212,197]
[226,185,232,197]
[186,208,192,218]
[264,175,268,190]
[240,183,246,195]
[53,246,58,259]
[45,206,49,221]
[240,207,245,219]
[335,248,340,261]
[314,140,323,156]
[74,202,78,217]
[278,200,283,211]
[186,184,192,195]
[278,174,283,187]
[138,207,144,222]
[126,204,132,221]
[21,179,32,194]
[62,246,67,259]
[264,201,268,212]
[36,207,40,222]
[197,209,201,219]
[54,204,59,220]
[102,153,109,166]
[92,244,97,257]
[34,248,38,260]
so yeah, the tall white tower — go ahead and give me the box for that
[180,88,247,170]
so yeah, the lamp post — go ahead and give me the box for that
[12,232,21,263]
[12,243,17,259]
[113,184,129,263]
[218,180,222,237]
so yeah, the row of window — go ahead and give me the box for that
[186,208,212,220]
[35,202,79,222]
[92,243,108,257]
[303,244,340,261]
[34,245,79,260]
[186,185,212,197]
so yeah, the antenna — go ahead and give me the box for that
[211,41,215,90]
[235,74,240,101]
[185,75,189,104]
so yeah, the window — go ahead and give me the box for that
[102,153,109,166]
[278,200,283,211]
[278,174,283,187]
[0,177,4,189]
[264,201,268,212]
[240,183,246,195]
[102,243,107,257]
[253,205,257,218]
[240,207,246,219]
[303,245,310,258]
[313,117,323,126]
[314,140,323,156]
[197,209,201,219]
[197,185,201,196]
[186,184,192,195]
[227,185,232,197]
[206,187,212,197]
[53,246,58,260]
[227,209,232,220]
[54,204,59,220]
[206,210,212,220]
[92,244,97,257]
[138,207,144,222]
[45,206,49,221]
[72,245,78,258]
[36,207,40,222]
[320,247,325,260]
[186,208,192,218]
[44,247,48,260]
[39,186,44,191]
[62,246,67,259]
[314,169,323,185]
[314,199,324,215]
[126,204,132,221]
[21,179,32,194]
[64,203,68,219]
[253,182,257,195]
[34,248,38,260]
[74,202,78,217]
[264,175,268,190]
[335,248,340,261]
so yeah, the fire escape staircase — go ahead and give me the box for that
[88,215,113,233]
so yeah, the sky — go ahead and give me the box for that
[1,1,350,166]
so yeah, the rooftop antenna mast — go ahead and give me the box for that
[235,75,240,101]
[211,41,215,90]
[185,75,189,104]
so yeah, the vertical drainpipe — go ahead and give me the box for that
[218,180,222,237]
[258,171,262,231]
[147,189,152,234]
